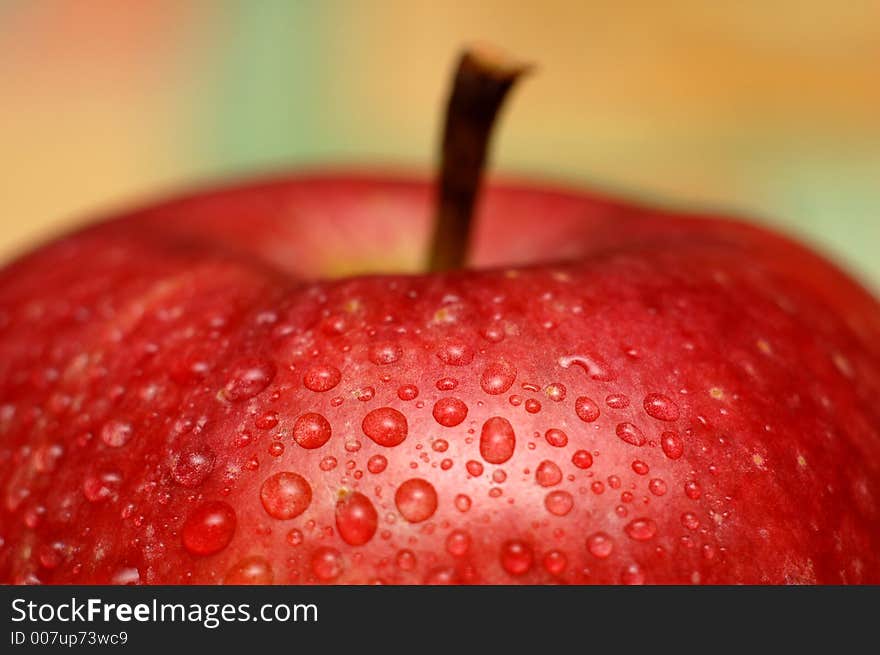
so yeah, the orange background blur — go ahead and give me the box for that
[1,2,878,286]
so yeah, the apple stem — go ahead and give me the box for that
[428,45,531,272]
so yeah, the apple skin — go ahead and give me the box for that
[1,172,879,584]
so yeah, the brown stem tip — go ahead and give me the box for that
[428,44,532,272]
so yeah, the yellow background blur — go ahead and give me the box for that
[1,2,878,286]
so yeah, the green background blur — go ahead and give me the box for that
[1,1,877,287]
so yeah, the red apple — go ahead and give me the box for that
[1,49,878,585]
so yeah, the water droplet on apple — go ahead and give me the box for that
[224,556,273,584]
[100,420,133,447]
[33,443,63,474]
[303,364,341,392]
[222,359,275,401]
[480,360,517,395]
[110,567,141,585]
[681,512,700,530]
[621,563,645,585]
[182,500,236,555]
[631,460,649,475]
[286,528,304,546]
[397,384,419,401]
[500,540,533,576]
[427,567,463,584]
[437,341,474,365]
[38,543,64,569]
[311,547,343,581]
[24,504,45,529]
[545,428,568,448]
[367,454,388,474]
[319,456,337,471]
[586,532,614,559]
[545,382,566,402]
[432,397,468,427]
[575,396,600,422]
[369,343,402,365]
[321,314,348,335]
[684,480,702,500]
[395,478,438,523]
[436,377,458,391]
[559,353,614,381]
[172,446,215,488]
[625,517,658,541]
[616,422,646,447]
[480,416,516,464]
[525,398,542,414]
[605,394,630,409]
[572,450,593,469]
[466,460,484,476]
[455,494,472,512]
[644,393,680,421]
[356,386,375,401]
[336,491,378,545]
[255,411,279,430]
[362,407,408,447]
[543,550,567,575]
[481,323,506,343]
[649,478,667,496]
[293,412,332,449]
[260,471,312,520]
[446,530,471,556]
[536,460,562,487]
[396,549,417,571]
[82,470,122,503]
[545,490,574,516]
[661,431,684,459]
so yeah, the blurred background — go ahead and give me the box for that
[1,1,878,286]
